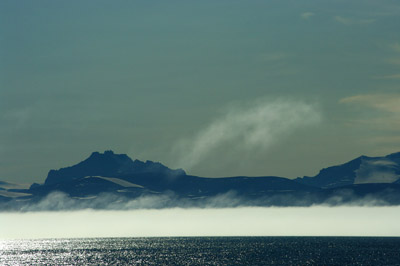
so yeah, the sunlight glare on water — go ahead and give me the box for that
[1,237,400,265]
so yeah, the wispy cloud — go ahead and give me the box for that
[340,94,400,153]
[385,58,400,65]
[334,16,376,25]
[367,136,400,144]
[173,99,321,171]
[380,43,400,75]
[2,107,32,129]
[300,12,315,20]
[384,43,400,65]
[340,94,400,113]
[374,74,400,80]
[390,43,400,53]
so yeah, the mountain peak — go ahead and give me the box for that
[90,150,115,157]
[386,151,400,159]
[295,152,400,188]
[44,151,185,186]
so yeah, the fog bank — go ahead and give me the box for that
[1,207,400,239]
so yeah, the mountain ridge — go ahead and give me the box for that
[44,150,186,186]
[2,150,400,210]
[295,152,400,188]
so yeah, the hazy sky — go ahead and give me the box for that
[1,0,400,183]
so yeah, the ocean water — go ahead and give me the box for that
[1,237,400,265]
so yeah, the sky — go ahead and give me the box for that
[1,0,400,184]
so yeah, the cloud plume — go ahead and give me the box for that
[174,99,321,171]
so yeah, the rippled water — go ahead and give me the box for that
[1,237,400,265]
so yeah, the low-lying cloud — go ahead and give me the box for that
[3,187,400,213]
[2,206,400,239]
[174,99,321,171]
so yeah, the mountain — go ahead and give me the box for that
[1,150,400,210]
[295,152,400,188]
[45,150,186,186]
[35,151,314,198]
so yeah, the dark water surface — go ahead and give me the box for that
[1,237,400,265]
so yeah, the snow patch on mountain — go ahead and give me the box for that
[87,176,144,188]
[354,158,399,184]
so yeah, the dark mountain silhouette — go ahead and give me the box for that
[1,150,400,210]
[35,151,315,199]
[45,150,186,186]
[295,152,400,188]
